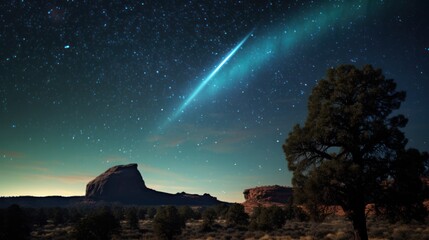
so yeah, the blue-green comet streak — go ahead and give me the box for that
[162,0,383,129]
[165,30,253,125]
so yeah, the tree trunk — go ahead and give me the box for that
[351,204,368,240]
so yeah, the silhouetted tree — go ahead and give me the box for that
[283,65,427,240]
[250,205,286,231]
[0,208,4,239]
[201,208,217,232]
[380,148,429,222]
[268,206,286,229]
[112,206,124,221]
[68,207,83,224]
[34,208,48,226]
[137,207,146,220]
[178,205,195,222]
[153,206,185,240]
[225,203,248,228]
[424,151,429,178]
[192,207,202,220]
[73,207,120,240]
[214,203,229,219]
[249,206,264,230]
[1,204,30,240]
[125,207,139,229]
[147,207,157,219]
[284,196,310,221]
[52,207,68,225]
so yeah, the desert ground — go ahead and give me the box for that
[28,209,429,240]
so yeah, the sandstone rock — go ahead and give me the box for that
[86,163,148,202]
[86,163,222,206]
[243,185,292,203]
[242,185,293,212]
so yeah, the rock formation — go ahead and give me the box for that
[86,164,148,202]
[242,185,293,211]
[85,163,222,206]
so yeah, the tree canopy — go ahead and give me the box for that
[283,65,428,240]
[225,203,249,228]
[73,207,120,240]
[153,206,185,240]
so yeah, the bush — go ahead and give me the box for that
[153,206,185,240]
[68,207,83,224]
[52,207,69,225]
[214,203,230,218]
[201,208,217,232]
[250,205,286,231]
[178,205,195,222]
[35,208,48,226]
[225,204,249,227]
[125,207,139,229]
[284,205,310,222]
[1,204,30,240]
[137,207,146,220]
[73,208,120,240]
[269,206,286,228]
[147,207,157,219]
[112,206,124,220]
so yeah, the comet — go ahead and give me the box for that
[160,1,381,130]
[165,30,253,126]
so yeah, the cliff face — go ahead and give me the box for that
[85,163,222,206]
[86,164,148,202]
[242,185,293,211]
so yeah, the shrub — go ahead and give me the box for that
[250,205,286,231]
[147,207,157,219]
[73,208,120,240]
[178,205,195,222]
[137,207,146,220]
[214,203,230,219]
[52,207,69,225]
[225,203,249,227]
[201,208,217,232]
[68,207,83,224]
[153,206,185,240]
[112,206,124,220]
[271,206,286,227]
[125,207,139,229]
[284,205,310,222]
[1,204,30,240]
[35,208,48,226]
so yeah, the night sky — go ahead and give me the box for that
[1,0,428,202]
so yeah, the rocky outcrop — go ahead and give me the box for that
[86,164,148,202]
[85,163,222,206]
[242,185,293,211]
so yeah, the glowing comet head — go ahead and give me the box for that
[162,30,254,128]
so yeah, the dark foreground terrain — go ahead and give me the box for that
[31,217,429,240]
[1,203,428,240]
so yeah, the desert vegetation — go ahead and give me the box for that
[283,65,429,239]
[1,203,429,240]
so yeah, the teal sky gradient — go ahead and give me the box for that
[1,0,427,203]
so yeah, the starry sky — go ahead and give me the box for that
[1,0,428,203]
